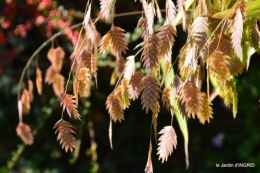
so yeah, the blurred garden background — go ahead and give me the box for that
[0,0,260,172]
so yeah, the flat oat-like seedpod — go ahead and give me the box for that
[16,122,34,145]
[61,94,81,120]
[53,119,77,152]
[141,72,161,114]
[106,93,124,123]
[157,126,177,163]
[179,81,212,124]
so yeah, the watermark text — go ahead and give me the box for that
[215,163,255,168]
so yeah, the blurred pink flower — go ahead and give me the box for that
[39,0,52,9]
[15,24,27,37]
[35,15,45,26]
[27,0,39,5]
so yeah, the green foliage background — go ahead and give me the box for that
[0,0,260,172]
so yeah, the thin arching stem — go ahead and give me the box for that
[207,64,210,99]
[115,10,167,18]
[17,10,144,100]
[16,8,171,100]
[62,26,84,101]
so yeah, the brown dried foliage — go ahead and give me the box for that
[222,79,238,117]
[110,26,128,56]
[80,50,98,82]
[157,25,176,57]
[21,89,30,115]
[16,122,34,145]
[208,18,222,35]
[115,78,130,109]
[77,68,92,98]
[53,119,77,152]
[157,126,177,163]
[180,43,197,80]
[191,16,208,49]
[128,71,144,100]
[162,86,173,111]
[161,61,171,84]
[173,75,184,93]
[228,56,243,76]
[78,67,91,84]
[45,66,57,84]
[250,24,260,52]
[142,0,148,17]
[144,157,153,173]
[141,34,160,70]
[208,51,231,82]
[155,1,162,22]
[179,81,212,124]
[106,93,124,123]
[177,0,187,31]
[83,6,97,45]
[110,57,126,85]
[47,47,65,72]
[115,56,125,76]
[138,17,148,39]
[18,100,22,121]
[141,72,161,114]
[73,78,79,105]
[17,0,255,169]
[99,31,111,54]
[193,0,204,18]
[86,20,97,45]
[152,101,160,140]
[53,74,65,98]
[99,25,128,56]
[123,56,135,80]
[144,142,153,173]
[147,2,155,35]
[166,0,177,30]
[28,80,33,102]
[233,0,247,17]
[99,0,115,21]
[36,68,42,95]
[177,0,185,10]
[230,8,243,60]
[207,44,240,117]
[227,1,247,59]
[61,94,81,120]
[79,80,91,98]
[178,44,190,79]
[206,34,235,60]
